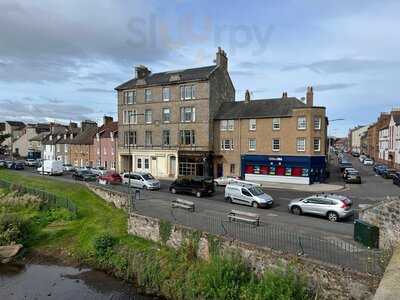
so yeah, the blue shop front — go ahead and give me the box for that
[241,155,327,185]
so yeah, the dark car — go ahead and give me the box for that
[9,161,25,170]
[339,161,353,172]
[72,169,97,181]
[169,176,215,198]
[373,164,386,173]
[375,165,388,175]
[393,172,400,187]
[351,151,360,157]
[344,170,361,184]
[381,168,397,179]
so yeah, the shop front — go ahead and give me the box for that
[178,151,213,177]
[241,155,326,185]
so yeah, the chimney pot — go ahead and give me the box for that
[282,92,288,99]
[245,90,251,102]
[216,47,228,70]
[135,65,151,79]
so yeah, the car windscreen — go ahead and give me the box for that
[248,186,264,196]
[142,174,154,180]
[348,171,359,175]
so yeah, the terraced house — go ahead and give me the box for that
[213,88,328,184]
[115,47,235,178]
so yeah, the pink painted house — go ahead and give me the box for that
[92,116,118,170]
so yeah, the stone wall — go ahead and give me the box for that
[359,197,400,249]
[128,212,379,300]
[87,184,129,210]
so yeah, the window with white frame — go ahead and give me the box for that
[124,90,136,104]
[227,120,234,131]
[123,110,137,124]
[162,87,170,101]
[297,116,307,130]
[297,138,306,152]
[144,89,152,101]
[249,139,256,151]
[145,131,152,146]
[314,117,321,130]
[221,139,234,150]
[313,138,321,152]
[179,130,196,145]
[249,119,256,131]
[180,107,195,122]
[180,85,195,100]
[123,131,136,146]
[220,120,227,131]
[272,139,280,151]
[162,108,171,123]
[137,158,142,168]
[272,118,280,130]
[162,130,170,146]
[144,109,152,124]
[144,158,149,169]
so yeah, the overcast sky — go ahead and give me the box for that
[1,0,399,136]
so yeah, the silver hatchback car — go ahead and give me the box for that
[288,194,353,222]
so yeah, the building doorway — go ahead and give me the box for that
[169,156,176,177]
[217,163,223,177]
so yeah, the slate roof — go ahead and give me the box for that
[6,121,25,129]
[29,132,50,142]
[70,126,98,145]
[0,122,5,132]
[57,127,80,144]
[98,121,118,138]
[115,65,217,90]
[214,97,308,120]
[42,127,68,145]
[393,114,400,126]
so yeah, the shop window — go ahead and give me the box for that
[292,167,302,177]
[260,165,269,175]
[245,165,254,174]
[269,166,276,175]
[276,165,285,176]
[253,165,260,174]
[285,167,292,176]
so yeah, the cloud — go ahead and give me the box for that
[294,83,357,93]
[282,58,400,74]
[0,98,95,122]
[77,88,115,93]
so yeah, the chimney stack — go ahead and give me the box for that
[245,90,251,103]
[103,116,113,126]
[306,86,314,107]
[135,65,151,79]
[216,47,228,70]
[81,120,97,132]
[282,92,288,99]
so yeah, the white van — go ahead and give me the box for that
[225,181,273,208]
[122,172,160,190]
[37,160,64,175]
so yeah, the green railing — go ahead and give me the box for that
[0,179,77,215]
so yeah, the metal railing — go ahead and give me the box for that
[0,179,77,215]
[132,200,390,275]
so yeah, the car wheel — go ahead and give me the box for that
[327,211,339,222]
[226,197,232,203]
[171,188,177,194]
[252,202,259,208]
[196,191,202,198]
[291,206,302,215]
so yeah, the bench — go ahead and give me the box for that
[228,210,260,226]
[171,198,195,212]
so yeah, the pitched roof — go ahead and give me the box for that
[6,121,25,128]
[115,65,217,90]
[42,127,68,145]
[0,122,5,132]
[98,121,118,138]
[70,126,98,145]
[29,132,50,142]
[393,114,400,126]
[214,97,308,120]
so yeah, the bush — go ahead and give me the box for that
[93,233,117,257]
[0,212,31,246]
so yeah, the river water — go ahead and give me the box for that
[0,263,156,300]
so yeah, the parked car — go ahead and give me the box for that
[358,155,367,163]
[5,161,14,169]
[25,158,39,167]
[224,181,273,208]
[374,164,387,174]
[9,161,25,170]
[37,160,63,175]
[344,170,361,184]
[98,172,122,185]
[72,169,97,181]
[288,194,353,222]
[339,160,353,172]
[381,168,397,179]
[169,177,215,198]
[393,172,400,187]
[0,160,6,167]
[351,151,360,157]
[213,176,240,186]
[63,164,75,172]
[342,167,357,179]
[91,167,108,176]
[122,172,160,190]
[363,158,374,165]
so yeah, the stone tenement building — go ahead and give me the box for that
[214,88,328,184]
[115,47,235,178]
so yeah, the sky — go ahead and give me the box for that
[0,0,399,137]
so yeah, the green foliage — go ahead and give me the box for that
[240,267,311,300]
[207,234,221,257]
[159,220,172,244]
[0,212,31,246]
[93,232,117,257]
